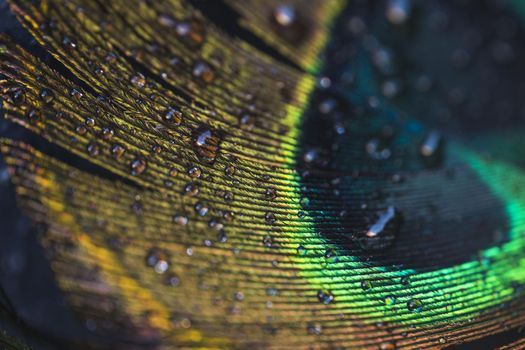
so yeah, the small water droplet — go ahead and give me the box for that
[361,280,372,291]
[26,109,42,121]
[225,165,236,176]
[101,127,114,140]
[263,235,273,248]
[85,117,95,127]
[164,107,183,125]
[324,248,338,263]
[297,245,307,256]
[273,5,295,26]
[380,341,397,350]
[165,273,180,287]
[39,88,54,103]
[193,61,215,83]
[386,0,411,25]
[111,144,126,159]
[317,290,334,305]
[62,36,77,49]
[145,248,169,274]
[264,212,276,224]
[384,295,396,306]
[130,157,147,176]
[400,276,411,286]
[306,322,322,335]
[188,166,202,178]
[131,73,146,88]
[194,202,209,216]
[184,182,200,196]
[265,188,277,200]
[87,142,100,156]
[407,298,423,312]
[10,89,25,106]
[173,214,188,225]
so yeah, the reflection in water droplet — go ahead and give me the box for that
[366,206,396,238]
[386,0,412,25]
[355,206,402,251]
[273,5,296,27]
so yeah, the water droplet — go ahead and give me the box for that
[62,35,77,49]
[263,235,273,248]
[420,130,444,168]
[145,248,169,274]
[217,230,228,243]
[273,5,295,26]
[234,291,244,301]
[384,295,397,306]
[85,117,95,127]
[361,280,372,291]
[131,73,146,88]
[101,127,114,140]
[184,182,199,197]
[188,166,202,178]
[380,341,397,350]
[317,290,334,305]
[267,287,278,296]
[75,125,87,135]
[225,165,236,176]
[26,109,42,121]
[386,0,411,25]
[10,89,25,106]
[407,298,423,312]
[111,144,126,159]
[265,188,277,200]
[239,113,255,130]
[165,273,180,287]
[70,88,83,99]
[194,202,209,216]
[193,127,221,163]
[306,322,322,335]
[87,142,100,156]
[173,214,188,225]
[39,88,54,103]
[355,206,402,251]
[264,212,276,224]
[193,61,215,83]
[297,245,307,256]
[130,157,147,176]
[164,107,183,125]
[400,276,411,285]
[324,248,338,263]
[175,19,205,48]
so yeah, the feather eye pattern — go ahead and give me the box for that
[2,0,525,349]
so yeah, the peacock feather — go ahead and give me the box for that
[0,0,525,349]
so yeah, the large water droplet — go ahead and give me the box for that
[193,127,221,163]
